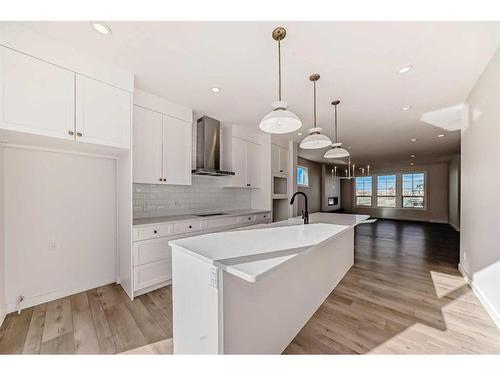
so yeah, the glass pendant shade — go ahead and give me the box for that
[259,101,302,134]
[324,147,350,159]
[300,128,332,149]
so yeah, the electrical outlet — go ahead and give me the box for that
[48,240,58,251]
[210,268,219,289]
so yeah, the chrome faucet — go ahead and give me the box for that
[290,192,309,224]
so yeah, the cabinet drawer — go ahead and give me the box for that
[133,238,172,266]
[237,215,256,224]
[173,220,204,235]
[134,260,171,291]
[133,223,173,241]
[205,216,239,230]
[255,212,270,221]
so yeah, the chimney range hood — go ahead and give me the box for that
[192,116,235,176]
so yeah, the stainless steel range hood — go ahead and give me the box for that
[192,116,235,176]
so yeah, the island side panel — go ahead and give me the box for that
[171,246,223,354]
[222,228,354,354]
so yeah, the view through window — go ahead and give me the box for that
[355,176,372,206]
[377,175,396,207]
[402,172,425,208]
[297,166,309,187]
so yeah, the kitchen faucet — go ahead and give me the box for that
[290,192,309,224]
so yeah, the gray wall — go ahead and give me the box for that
[0,146,4,324]
[133,175,252,218]
[341,163,449,223]
[296,157,322,214]
[322,165,341,211]
[461,47,500,325]
[448,154,460,231]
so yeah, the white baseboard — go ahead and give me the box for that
[0,307,6,328]
[5,276,117,314]
[449,222,460,232]
[458,263,500,329]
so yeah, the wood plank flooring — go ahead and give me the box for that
[1,219,499,354]
[284,220,500,354]
[0,284,173,354]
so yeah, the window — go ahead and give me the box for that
[402,172,425,208]
[355,176,372,206]
[297,166,309,187]
[377,175,396,207]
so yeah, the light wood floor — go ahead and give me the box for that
[0,283,173,354]
[1,220,499,354]
[284,220,500,354]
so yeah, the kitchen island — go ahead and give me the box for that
[169,212,369,354]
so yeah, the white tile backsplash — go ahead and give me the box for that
[133,175,252,218]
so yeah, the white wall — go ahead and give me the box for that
[0,145,5,325]
[448,154,460,231]
[3,147,117,312]
[342,163,449,223]
[460,47,500,327]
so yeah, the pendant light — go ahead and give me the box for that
[324,100,350,158]
[259,27,302,134]
[300,74,332,149]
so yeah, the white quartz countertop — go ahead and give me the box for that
[169,213,370,282]
[133,209,270,227]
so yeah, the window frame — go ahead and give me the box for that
[354,175,373,207]
[376,174,397,208]
[401,172,426,209]
[296,165,309,187]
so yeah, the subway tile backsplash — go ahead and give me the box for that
[133,175,252,218]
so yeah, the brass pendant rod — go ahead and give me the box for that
[334,103,338,142]
[313,80,317,128]
[278,39,282,101]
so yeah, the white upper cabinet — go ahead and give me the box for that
[162,114,192,186]
[133,105,163,184]
[0,47,75,139]
[246,141,261,188]
[271,144,289,175]
[76,74,131,149]
[132,90,193,186]
[229,137,261,188]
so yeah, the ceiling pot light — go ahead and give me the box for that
[300,74,331,150]
[401,106,411,111]
[438,133,445,137]
[410,162,415,166]
[259,27,302,134]
[91,22,111,35]
[411,138,417,142]
[411,154,415,158]
[399,65,413,74]
[297,132,302,136]
[324,100,350,159]
[211,87,221,93]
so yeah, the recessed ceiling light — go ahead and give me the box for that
[399,65,413,74]
[297,132,302,136]
[411,154,415,158]
[210,87,221,93]
[411,138,417,142]
[438,133,445,138]
[401,106,411,111]
[91,22,111,35]
[410,162,415,166]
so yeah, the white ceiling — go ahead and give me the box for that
[20,21,500,168]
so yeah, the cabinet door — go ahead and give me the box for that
[0,47,75,139]
[279,147,289,175]
[76,74,131,148]
[162,114,192,185]
[231,137,247,187]
[271,144,280,174]
[133,106,163,184]
[246,141,261,188]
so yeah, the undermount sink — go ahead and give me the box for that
[194,212,226,217]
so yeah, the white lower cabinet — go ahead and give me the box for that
[131,212,271,295]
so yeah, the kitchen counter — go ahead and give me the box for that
[133,209,270,227]
[170,212,370,354]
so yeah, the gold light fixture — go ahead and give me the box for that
[259,27,302,134]
[300,74,332,149]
